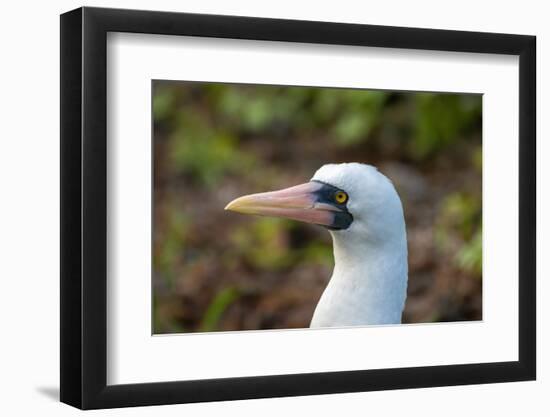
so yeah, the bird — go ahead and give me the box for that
[225,162,408,328]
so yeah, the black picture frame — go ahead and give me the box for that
[60,6,536,410]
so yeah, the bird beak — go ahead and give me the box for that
[225,181,341,227]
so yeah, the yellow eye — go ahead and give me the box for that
[334,191,348,204]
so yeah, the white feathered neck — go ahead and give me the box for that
[309,163,408,327]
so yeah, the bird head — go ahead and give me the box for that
[225,163,405,243]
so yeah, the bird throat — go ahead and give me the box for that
[310,231,408,328]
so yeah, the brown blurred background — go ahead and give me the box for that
[152,81,482,334]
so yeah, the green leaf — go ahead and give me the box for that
[199,287,241,332]
[333,112,371,146]
[456,228,482,277]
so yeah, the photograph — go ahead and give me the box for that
[55,4,537,411]
[152,80,483,334]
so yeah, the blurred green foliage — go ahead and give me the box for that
[154,83,481,187]
[436,192,482,277]
[230,218,296,270]
[435,149,482,277]
[413,94,482,158]
[200,287,241,332]
[154,206,189,288]
[457,229,482,276]
[153,81,483,333]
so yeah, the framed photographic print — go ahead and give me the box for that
[60,6,536,409]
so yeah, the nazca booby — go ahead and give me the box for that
[225,163,408,328]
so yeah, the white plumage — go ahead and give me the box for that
[226,162,408,328]
[309,163,408,327]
